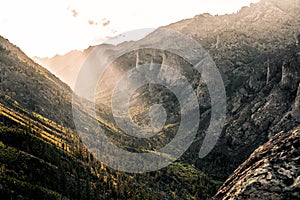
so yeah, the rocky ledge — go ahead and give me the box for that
[213,126,300,199]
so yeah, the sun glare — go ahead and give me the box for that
[0,0,260,57]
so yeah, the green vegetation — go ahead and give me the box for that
[0,105,219,199]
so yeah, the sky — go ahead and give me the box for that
[0,0,260,58]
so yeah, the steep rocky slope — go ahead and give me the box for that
[0,36,74,128]
[213,126,300,200]
[164,0,300,180]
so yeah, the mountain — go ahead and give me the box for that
[0,37,219,199]
[0,36,74,128]
[53,0,300,179]
[0,35,112,199]
[34,48,93,89]
[163,0,300,179]
[36,0,300,190]
[1,0,300,199]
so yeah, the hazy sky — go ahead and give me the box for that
[0,0,260,58]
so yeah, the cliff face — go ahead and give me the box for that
[211,46,300,176]
[165,0,300,179]
[213,126,300,200]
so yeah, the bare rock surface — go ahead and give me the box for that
[214,126,300,200]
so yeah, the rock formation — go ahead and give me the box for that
[214,126,300,200]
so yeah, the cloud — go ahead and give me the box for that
[71,9,79,17]
[88,18,111,27]
[88,19,100,26]
[102,18,110,27]
[88,19,96,25]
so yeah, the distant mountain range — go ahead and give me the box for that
[34,48,93,89]
[2,0,300,199]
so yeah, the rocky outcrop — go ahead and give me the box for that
[213,126,300,200]
[281,54,300,91]
[292,83,300,119]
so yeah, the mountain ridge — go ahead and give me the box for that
[1,0,300,199]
